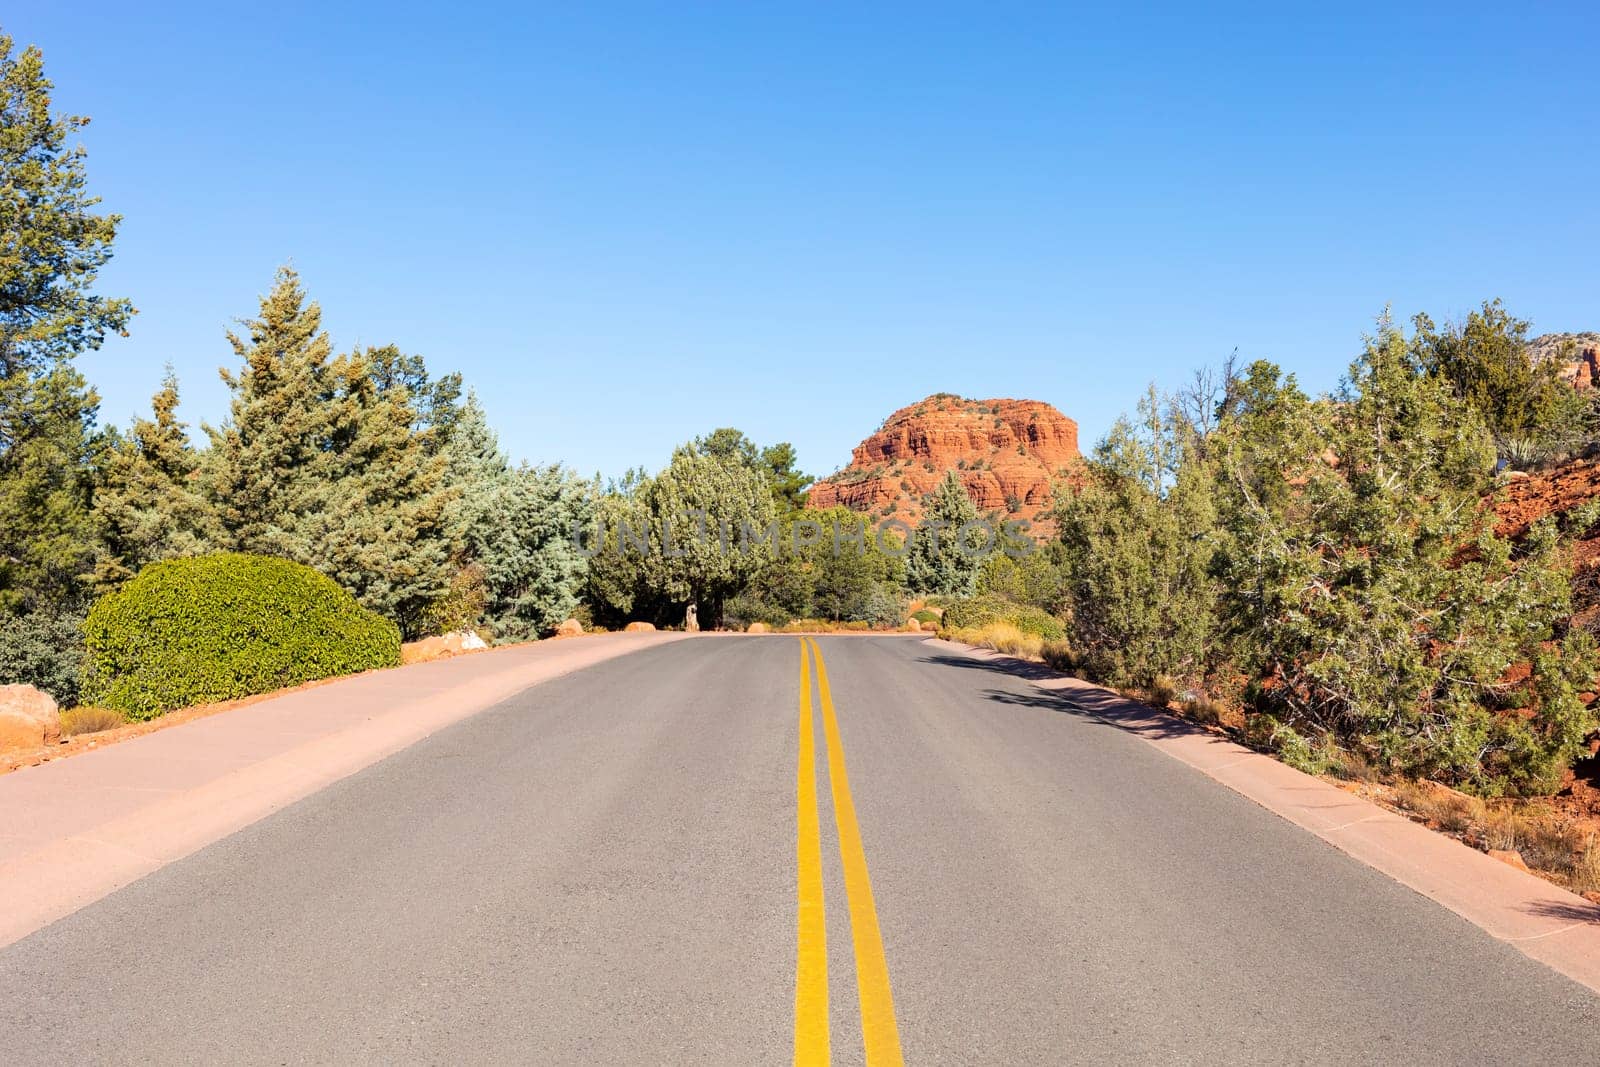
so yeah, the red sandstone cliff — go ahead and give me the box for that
[807,394,1082,536]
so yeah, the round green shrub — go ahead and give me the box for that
[941,594,1067,642]
[83,553,402,719]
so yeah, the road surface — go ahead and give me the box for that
[2,636,1598,1064]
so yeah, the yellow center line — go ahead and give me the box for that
[808,637,906,1067]
[794,639,830,1066]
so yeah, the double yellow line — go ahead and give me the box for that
[794,637,903,1067]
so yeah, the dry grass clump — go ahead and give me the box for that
[1385,784,1600,893]
[942,622,1044,660]
[1180,692,1224,725]
[1481,805,1587,879]
[1324,746,1379,783]
[777,619,876,633]
[59,706,125,737]
[1040,639,1075,672]
[1148,675,1178,709]
[1392,780,1485,835]
[1572,835,1600,897]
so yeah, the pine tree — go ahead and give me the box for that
[906,471,983,596]
[1412,299,1592,458]
[94,371,214,585]
[207,270,457,636]
[443,392,595,639]
[317,346,456,635]
[0,34,132,610]
[205,267,336,557]
[0,366,101,610]
[443,391,510,513]
[476,464,594,640]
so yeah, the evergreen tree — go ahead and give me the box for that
[1412,299,1591,458]
[804,507,902,622]
[443,391,595,639]
[906,471,983,596]
[692,428,811,513]
[317,346,456,634]
[207,270,456,636]
[760,441,811,513]
[95,371,214,585]
[443,390,510,515]
[1055,389,1217,686]
[582,470,658,626]
[366,344,463,448]
[1214,321,1594,792]
[205,267,336,556]
[641,441,777,624]
[0,34,131,610]
[471,464,594,641]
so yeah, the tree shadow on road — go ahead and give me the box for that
[1521,898,1600,924]
[914,652,1219,742]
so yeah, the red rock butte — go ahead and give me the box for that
[807,394,1083,537]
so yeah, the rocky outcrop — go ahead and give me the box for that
[807,394,1082,536]
[624,621,656,633]
[0,685,60,751]
[1529,333,1600,390]
[555,618,584,638]
[1493,458,1600,636]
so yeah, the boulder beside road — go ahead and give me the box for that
[0,685,60,751]
[401,630,490,665]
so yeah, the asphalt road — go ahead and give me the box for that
[3,636,1599,1064]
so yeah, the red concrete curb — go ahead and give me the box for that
[0,633,686,950]
[925,638,1600,995]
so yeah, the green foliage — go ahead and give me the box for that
[82,553,400,719]
[478,467,594,640]
[316,344,456,632]
[442,393,594,640]
[205,271,457,636]
[644,442,777,620]
[414,563,488,636]
[587,434,780,627]
[800,507,904,622]
[976,545,1063,612]
[0,605,85,705]
[1413,300,1593,463]
[1055,388,1217,687]
[941,593,1066,641]
[0,365,99,609]
[0,34,132,368]
[1211,320,1596,793]
[906,471,984,596]
[693,427,810,512]
[94,371,214,586]
[722,508,906,627]
[0,36,130,612]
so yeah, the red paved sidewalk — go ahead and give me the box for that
[0,633,684,948]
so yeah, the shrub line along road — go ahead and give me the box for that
[3,636,1600,1063]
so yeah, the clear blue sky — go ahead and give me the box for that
[9,3,1598,480]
